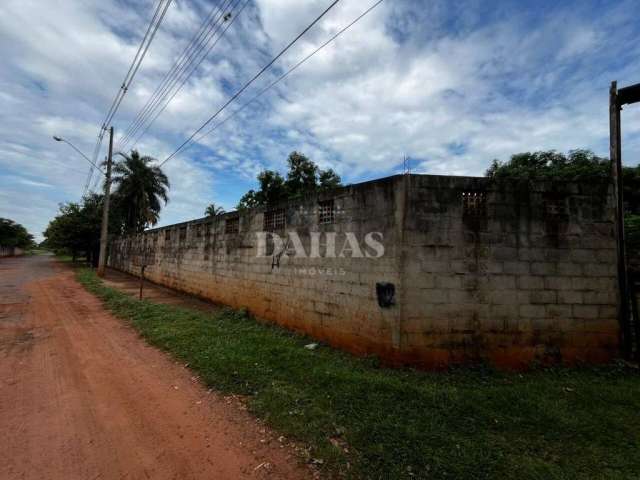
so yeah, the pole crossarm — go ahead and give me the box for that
[618,82,640,106]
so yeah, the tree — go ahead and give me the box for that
[486,149,640,213]
[258,170,287,205]
[318,168,342,191]
[485,149,640,268]
[43,197,98,263]
[0,218,34,249]
[285,151,318,198]
[111,150,170,234]
[43,193,120,265]
[236,171,288,210]
[204,203,225,217]
[486,149,611,181]
[236,151,342,209]
[237,189,260,211]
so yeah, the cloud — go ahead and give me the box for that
[0,0,639,242]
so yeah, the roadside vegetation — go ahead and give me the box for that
[0,217,35,249]
[487,149,640,266]
[77,267,640,480]
[43,149,169,264]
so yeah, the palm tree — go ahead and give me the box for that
[111,150,169,233]
[204,203,225,217]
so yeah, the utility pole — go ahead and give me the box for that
[610,82,630,357]
[97,126,114,277]
[610,80,640,359]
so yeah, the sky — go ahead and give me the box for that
[1,0,639,242]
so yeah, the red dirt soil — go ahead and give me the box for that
[0,255,311,480]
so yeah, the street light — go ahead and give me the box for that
[52,129,114,277]
[52,135,105,175]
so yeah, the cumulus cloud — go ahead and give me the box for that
[0,0,639,241]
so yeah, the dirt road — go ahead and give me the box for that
[0,255,309,480]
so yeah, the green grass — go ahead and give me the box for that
[54,253,90,266]
[76,268,640,479]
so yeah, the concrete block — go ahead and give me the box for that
[583,263,616,277]
[518,248,546,262]
[488,275,516,290]
[420,260,451,273]
[503,261,530,275]
[587,291,617,305]
[572,277,599,291]
[448,289,483,305]
[558,290,583,305]
[418,288,449,304]
[557,262,583,276]
[492,247,519,261]
[486,262,504,274]
[490,304,518,319]
[545,304,572,319]
[570,249,595,263]
[435,275,462,289]
[519,305,546,318]
[529,290,557,304]
[598,305,617,318]
[572,305,599,319]
[545,249,572,261]
[531,262,557,276]
[489,290,520,305]
[543,276,572,291]
[595,249,617,263]
[517,275,544,290]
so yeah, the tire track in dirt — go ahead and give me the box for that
[0,255,311,480]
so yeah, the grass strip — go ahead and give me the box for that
[77,268,640,479]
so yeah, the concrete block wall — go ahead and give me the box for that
[400,175,618,366]
[109,174,619,368]
[0,246,24,257]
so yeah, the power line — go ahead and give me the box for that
[83,135,104,194]
[83,0,173,195]
[160,0,342,167]
[101,0,173,131]
[119,0,247,152]
[117,0,234,149]
[117,0,229,148]
[126,0,249,150]
[99,0,166,134]
[192,0,385,148]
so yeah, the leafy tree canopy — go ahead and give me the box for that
[0,218,34,249]
[237,151,342,210]
[43,193,124,264]
[486,149,610,181]
[43,194,103,262]
[486,149,640,214]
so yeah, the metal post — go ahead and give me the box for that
[610,81,631,358]
[139,265,146,300]
[97,126,113,277]
[630,273,640,361]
